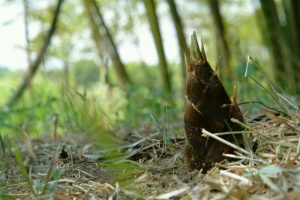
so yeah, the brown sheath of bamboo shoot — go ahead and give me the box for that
[184,33,244,172]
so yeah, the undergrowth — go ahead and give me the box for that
[0,58,299,198]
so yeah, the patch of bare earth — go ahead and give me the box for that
[1,135,116,199]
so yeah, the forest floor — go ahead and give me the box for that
[2,112,300,199]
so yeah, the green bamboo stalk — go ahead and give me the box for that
[166,0,188,82]
[144,0,172,92]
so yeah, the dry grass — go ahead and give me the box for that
[123,111,300,199]
[1,111,300,199]
[1,135,115,199]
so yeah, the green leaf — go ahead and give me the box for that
[0,193,15,200]
[259,174,281,192]
[103,161,143,183]
[52,168,62,180]
[13,142,36,196]
[258,165,282,192]
[259,165,282,177]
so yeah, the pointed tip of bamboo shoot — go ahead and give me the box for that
[200,37,206,61]
[191,31,203,61]
[191,31,207,63]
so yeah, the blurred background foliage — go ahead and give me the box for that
[0,0,299,144]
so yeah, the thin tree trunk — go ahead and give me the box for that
[88,0,131,85]
[144,0,172,92]
[166,0,188,83]
[258,0,287,87]
[4,0,64,108]
[23,0,32,76]
[101,58,110,85]
[22,0,34,103]
[63,60,70,87]
[208,0,232,81]
[82,0,109,85]
[282,0,300,91]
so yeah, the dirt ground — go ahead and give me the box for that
[2,112,300,199]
